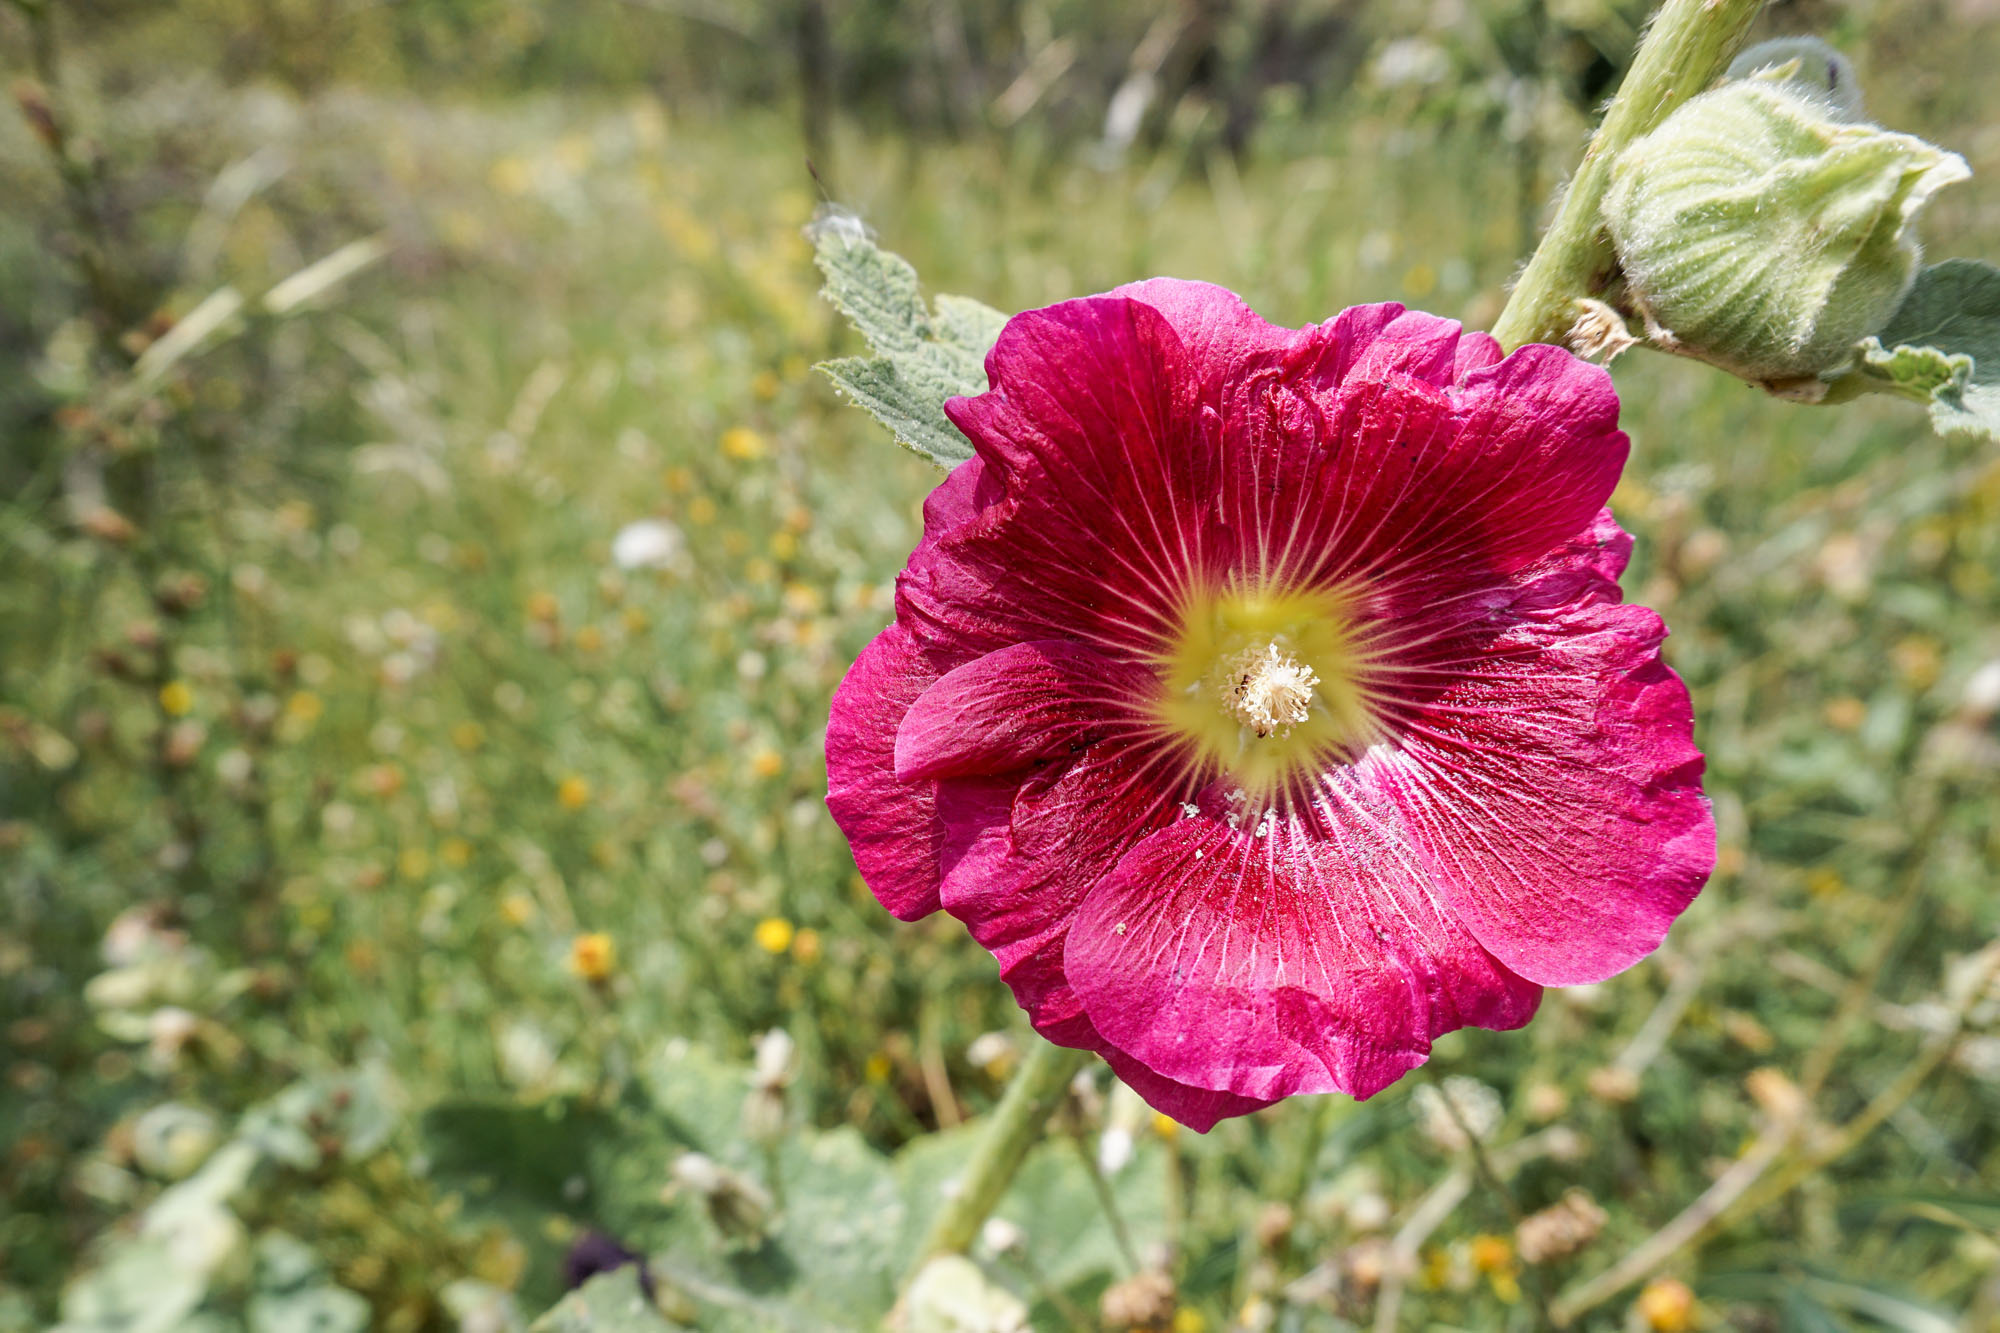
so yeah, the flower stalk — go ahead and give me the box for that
[904,1038,1087,1285]
[1489,0,1767,352]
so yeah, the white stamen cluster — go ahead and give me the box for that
[1219,641,1318,738]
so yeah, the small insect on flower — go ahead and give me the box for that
[570,932,616,982]
[826,282,1712,1130]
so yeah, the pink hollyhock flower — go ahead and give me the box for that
[826,281,1713,1131]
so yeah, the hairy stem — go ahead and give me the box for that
[904,1039,1087,1285]
[1489,0,1767,351]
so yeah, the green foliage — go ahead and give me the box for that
[415,1039,1171,1330]
[811,211,1006,469]
[1864,259,2000,440]
[50,1077,393,1333]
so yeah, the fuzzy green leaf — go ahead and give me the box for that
[528,1270,673,1333]
[1867,258,2000,440]
[245,1285,371,1333]
[809,211,1005,470]
[51,1239,209,1333]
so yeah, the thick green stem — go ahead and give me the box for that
[904,1039,1087,1285]
[1489,0,1767,351]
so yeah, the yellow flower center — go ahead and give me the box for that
[1152,585,1378,802]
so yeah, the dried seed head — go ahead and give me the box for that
[1568,299,1639,363]
[1516,1190,1609,1265]
[1099,1270,1176,1332]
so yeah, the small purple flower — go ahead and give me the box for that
[564,1231,653,1298]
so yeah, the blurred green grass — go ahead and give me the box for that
[3,17,2000,1329]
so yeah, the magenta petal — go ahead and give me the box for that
[895,640,1149,781]
[936,742,1175,1032]
[1096,1045,1277,1132]
[824,623,945,921]
[1386,596,1713,987]
[1066,805,1540,1103]
[914,455,1001,559]
[1027,1008,1274,1134]
[1109,278,1297,393]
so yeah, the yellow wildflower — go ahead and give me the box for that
[863,1052,892,1082]
[500,893,536,926]
[489,157,533,196]
[285,690,324,723]
[753,917,794,954]
[526,592,560,622]
[557,776,591,810]
[1469,1235,1514,1274]
[570,932,616,982]
[749,748,783,779]
[790,927,822,963]
[1891,636,1941,689]
[721,426,767,461]
[158,681,194,717]
[1151,1112,1180,1140]
[1636,1277,1695,1332]
[574,625,604,654]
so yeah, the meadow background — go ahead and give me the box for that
[3,1,2000,1329]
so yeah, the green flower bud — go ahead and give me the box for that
[1605,69,1969,385]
